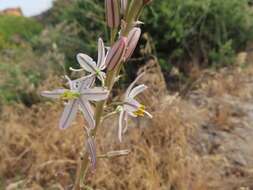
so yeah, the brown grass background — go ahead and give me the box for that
[1,58,253,190]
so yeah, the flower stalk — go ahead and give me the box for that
[41,0,153,189]
[73,68,117,190]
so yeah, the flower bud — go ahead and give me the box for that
[125,27,141,60]
[143,0,152,5]
[106,37,127,70]
[120,0,128,15]
[105,0,121,28]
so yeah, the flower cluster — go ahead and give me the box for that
[41,0,153,188]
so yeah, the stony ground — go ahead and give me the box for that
[186,62,253,189]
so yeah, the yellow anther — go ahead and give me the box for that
[133,105,145,117]
[60,91,80,100]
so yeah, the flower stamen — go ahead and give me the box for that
[60,91,80,100]
[133,105,145,117]
[95,69,100,76]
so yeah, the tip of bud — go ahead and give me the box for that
[133,27,141,33]
[143,0,152,5]
[121,36,128,44]
[76,53,81,58]
[105,37,127,70]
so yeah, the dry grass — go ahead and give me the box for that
[0,98,205,190]
[186,60,253,189]
[2,59,253,189]
[0,68,207,190]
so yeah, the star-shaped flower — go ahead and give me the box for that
[118,73,152,142]
[41,75,109,129]
[73,38,107,85]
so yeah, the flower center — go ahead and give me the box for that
[95,69,101,75]
[133,105,145,117]
[60,91,80,100]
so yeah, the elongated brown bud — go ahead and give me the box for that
[105,0,121,28]
[121,0,128,15]
[125,27,141,60]
[143,0,152,5]
[105,37,127,70]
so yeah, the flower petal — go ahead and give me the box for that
[78,98,95,129]
[41,89,66,99]
[124,98,141,114]
[118,110,128,142]
[80,87,109,101]
[76,53,98,73]
[72,75,95,91]
[59,100,79,129]
[129,84,147,98]
[86,137,96,170]
[97,38,106,69]
[65,75,75,90]
[122,113,129,134]
[125,72,145,98]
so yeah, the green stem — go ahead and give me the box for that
[73,152,89,190]
[93,70,115,135]
[73,70,117,190]
[110,28,118,45]
[73,2,145,187]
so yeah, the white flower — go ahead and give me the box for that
[73,38,107,85]
[118,73,152,142]
[41,75,109,129]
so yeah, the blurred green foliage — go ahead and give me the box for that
[143,0,253,69]
[0,46,64,105]
[34,0,106,71]
[0,15,43,104]
[0,15,43,46]
[1,0,253,105]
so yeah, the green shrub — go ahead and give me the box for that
[143,0,253,69]
[209,40,235,67]
[0,15,62,106]
[44,0,253,71]
[0,15,43,45]
[34,0,253,80]
[37,0,105,71]
[0,47,64,105]
[0,50,40,104]
[2,0,253,105]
